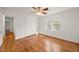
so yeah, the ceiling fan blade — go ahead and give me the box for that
[42,12,47,14]
[38,7,41,9]
[32,7,37,10]
[43,8,48,11]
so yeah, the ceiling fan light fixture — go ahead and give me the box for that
[32,7,48,15]
[36,12,42,15]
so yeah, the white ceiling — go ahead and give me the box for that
[47,7,72,15]
[0,7,73,16]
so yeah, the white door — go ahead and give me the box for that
[0,13,4,46]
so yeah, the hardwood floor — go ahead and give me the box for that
[0,33,79,52]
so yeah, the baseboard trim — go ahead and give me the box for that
[38,33,79,45]
[16,34,36,40]
[16,33,79,45]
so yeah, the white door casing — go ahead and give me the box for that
[0,13,4,46]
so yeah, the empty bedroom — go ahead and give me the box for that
[0,7,79,52]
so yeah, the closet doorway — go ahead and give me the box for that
[5,16,15,35]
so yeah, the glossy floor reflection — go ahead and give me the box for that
[0,34,79,52]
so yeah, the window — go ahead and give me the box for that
[45,17,60,31]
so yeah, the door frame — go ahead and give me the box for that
[3,16,15,36]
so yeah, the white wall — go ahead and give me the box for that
[38,8,79,43]
[0,8,37,39]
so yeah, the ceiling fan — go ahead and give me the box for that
[31,7,48,15]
